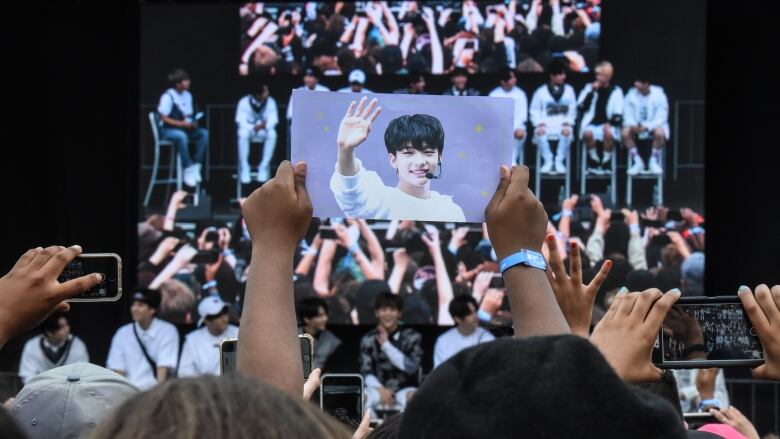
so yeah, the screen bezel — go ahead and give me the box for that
[319,373,364,426]
[654,296,764,368]
[65,253,123,302]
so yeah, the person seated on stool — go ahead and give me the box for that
[530,59,577,175]
[235,78,279,183]
[360,292,423,414]
[577,61,624,175]
[622,77,669,175]
[157,68,209,188]
[488,67,528,166]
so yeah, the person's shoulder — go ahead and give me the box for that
[154,318,179,334]
[532,84,546,95]
[115,322,134,335]
[361,328,379,340]
[564,83,576,94]
[184,326,206,340]
[71,335,88,347]
[400,327,422,338]
[649,85,667,96]
[487,87,501,96]
[477,327,495,339]
[437,327,459,341]
[22,335,42,350]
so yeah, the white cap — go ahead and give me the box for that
[10,363,138,439]
[348,69,366,85]
[197,296,228,326]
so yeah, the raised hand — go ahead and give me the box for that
[591,288,681,383]
[337,98,382,151]
[545,234,612,336]
[738,285,780,380]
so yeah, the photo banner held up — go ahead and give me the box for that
[291,90,513,222]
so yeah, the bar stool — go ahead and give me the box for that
[534,134,571,202]
[144,112,181,207]
[579,140,617,204]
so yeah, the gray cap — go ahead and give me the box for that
[10,363,139,439]
[681,252,705,295]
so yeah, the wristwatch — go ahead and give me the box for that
[499,249,547,274]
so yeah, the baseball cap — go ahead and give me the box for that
[303,66,321,78]
[399,335,686,439]
[197,295,228,326]
[681,252,705,295]
[10,363,139,439]
[132,288,161,309]
[348,69,366,85]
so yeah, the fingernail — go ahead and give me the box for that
[617,287,628,295]
[70,245,82,252]
[738,285,749,292]
[95,273,104,281]
[605,260,612,267]
[669,288,681,295]
[546,234,554,242]
[35,247,43,251]
[570,241,577,249]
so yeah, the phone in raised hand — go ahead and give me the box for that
[320,374,364,428]
[59,253,122,302]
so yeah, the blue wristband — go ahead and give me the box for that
[699,398,721,411]
[499,249,547,273]
[477,309,492,322]
[202,280,217,290]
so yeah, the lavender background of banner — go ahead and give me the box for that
[291,90,514,222]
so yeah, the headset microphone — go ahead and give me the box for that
[425,159,443,180]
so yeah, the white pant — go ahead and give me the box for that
[581,124,619,143]
[533,127,573,160]
[512,136,526,165]
[238,128,277,169]
[364,386,416,413]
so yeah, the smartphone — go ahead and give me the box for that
[650,234,672,247]
[320,226,338,240]
[320,374,364,428]
[683,412,720,430]
[59,253,122,302]
[220,338,237,375]
[191,250,220,264]
[653,296,764,369]
[300,333,315,378]
[220,335,315,377]
[489,273,505,289]
[643,219,663,228]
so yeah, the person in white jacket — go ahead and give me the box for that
[330,96,466,222]
[178,296,239,377]
[488,67,528,166]
[622,79,670,175]
[530,59,577,174]
[235,79,279,183]
[577,61,624,174]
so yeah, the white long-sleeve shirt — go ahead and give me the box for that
[623,85,670,138]
[577,83,624,136]
[488,86,528,131]
[329,159,466,222]
[158,88,194,121]
[106,318,180,390]
[178,325,239,377]
[433,327,494,369]
[286,84,330,120]
[19,335,89,384]
[529,83,578,130]
[235,95,278,132]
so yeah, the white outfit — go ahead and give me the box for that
[525,1,565,35]
[623,85,670,140]
[577,84,624,141]
[489,86,528,165]
[433,327,494,369]
[235,95,279,180]
[330,158,466,222]
[18,335,89,384]
[106,318,180,390]
[337,86,374,94]
[530,83,577,169]
[286,84,330,120]
[157,88,194,121]
[672,369,730,412]
[178,325,239,377]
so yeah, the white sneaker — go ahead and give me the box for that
[588,166,604,175]
[627,156,645,176]
[554,160,566,174]
[257,163,270,182]
[239,164,250,184]
[540,159,553,174]
[648,156,663,174]
[193,163,202,183]
[183,165,198,187]
[601,150,612,164]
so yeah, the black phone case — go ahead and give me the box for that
[653,296,764,369]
